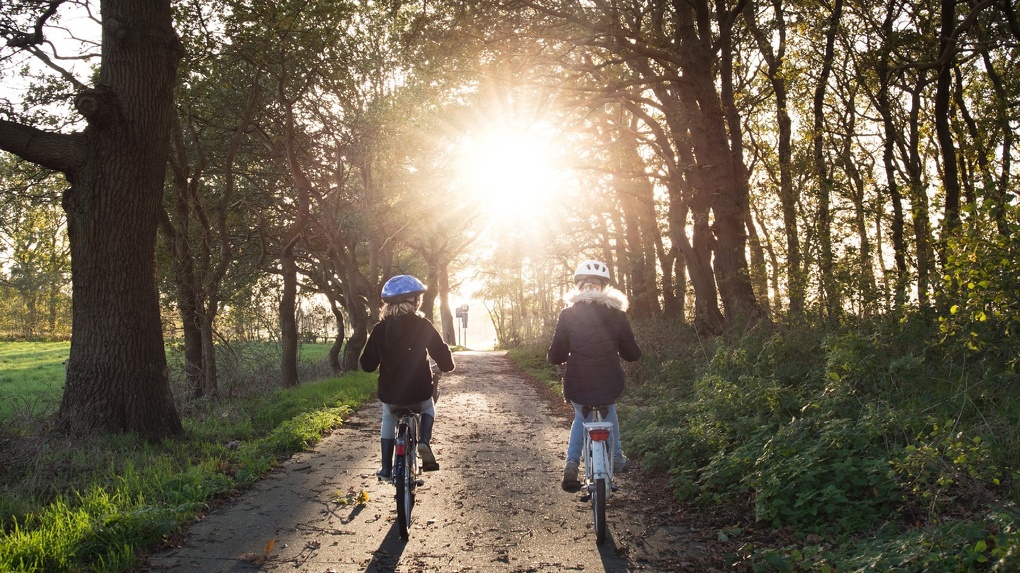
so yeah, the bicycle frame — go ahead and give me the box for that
[583,420,614,492]
[581,406,615,544]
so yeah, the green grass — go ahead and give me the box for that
[0,342,69,417]
[505,345,560,391]
[0,342,378,573]
[0,341,337,418]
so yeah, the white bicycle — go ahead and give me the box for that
[580,404,616,544]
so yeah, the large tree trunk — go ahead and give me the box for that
[873,19,909,308]
[343,298,369,372]
[55,0,184,439]
[935,0,961,236]
[341,263,372,372]
[167,117,209,398]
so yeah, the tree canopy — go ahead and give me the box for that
[1,0,1018,437]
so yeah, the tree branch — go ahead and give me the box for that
[5,0,67,48]
[0,119,85,175]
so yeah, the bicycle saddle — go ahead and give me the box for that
[581,405,610,418]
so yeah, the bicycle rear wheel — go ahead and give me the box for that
[592,477,607,544]
[395,427,415,539]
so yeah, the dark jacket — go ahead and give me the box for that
[547,287,642,406]
[360,312,455,405]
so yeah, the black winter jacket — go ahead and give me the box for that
[360,312,455,405]
[546,287,642,406]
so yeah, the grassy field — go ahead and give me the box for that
[0,340,375,573]
[0,341,336,418]
[0,342,69,418]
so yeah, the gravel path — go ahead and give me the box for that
[144,351,704,573]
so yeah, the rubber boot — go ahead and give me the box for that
[561,460,581,492]
[417,414,439,471]
[377,438,394,480]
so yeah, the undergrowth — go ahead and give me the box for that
[505,312,1019,571]
[618,313,1020,571]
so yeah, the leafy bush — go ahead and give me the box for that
[617,314,1020,569]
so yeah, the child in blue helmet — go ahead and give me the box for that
[360,274,455,479]
[547,260,642,492]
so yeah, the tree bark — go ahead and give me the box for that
[744,0,802,317]
[51,0,183,439]
[811,0,843,321]
[935,0,961,236]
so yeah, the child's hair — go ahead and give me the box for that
[575,280,606,293]
[381,295,422,319]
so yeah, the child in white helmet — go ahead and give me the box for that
[547,260,642,492]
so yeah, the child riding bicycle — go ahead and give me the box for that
[360,274,456,479]
[547,260,642,492]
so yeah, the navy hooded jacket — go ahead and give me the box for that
[546,287,642,406]
[360,312,455,405]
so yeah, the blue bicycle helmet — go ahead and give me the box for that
[381,274,427,302]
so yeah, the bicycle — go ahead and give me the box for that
[579,404,616,545]
[388,406,422,540]
[385,364,442,540]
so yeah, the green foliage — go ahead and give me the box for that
[615,315,1020,570]
[939,203,1020,365]
[745,411,902,532]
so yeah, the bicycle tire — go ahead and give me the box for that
[593,477,607,544]
[395,425,415,539]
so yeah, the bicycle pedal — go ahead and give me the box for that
[611,485,619,492]
[580,493,591,502]
[415,479,424,486]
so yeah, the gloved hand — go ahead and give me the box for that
[430,361,442,403]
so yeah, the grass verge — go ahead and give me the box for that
[0,368,377,572]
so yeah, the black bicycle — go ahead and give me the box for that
[389,406,422,539]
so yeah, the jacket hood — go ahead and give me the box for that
[564,286,629,312]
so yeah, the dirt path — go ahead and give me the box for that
[145,351,720,572]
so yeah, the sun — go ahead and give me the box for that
[453,126,570,222]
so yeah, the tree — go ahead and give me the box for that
[0,1,183,439]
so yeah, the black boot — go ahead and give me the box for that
[377,438,394,480]
[417,414,439,471]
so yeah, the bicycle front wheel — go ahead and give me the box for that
[592,477,607,544]
[396,447,415,539]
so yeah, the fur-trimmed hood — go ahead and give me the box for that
[564,286,630,312]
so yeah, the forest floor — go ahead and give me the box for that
[141,351,783,572]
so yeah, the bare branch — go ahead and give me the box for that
[5,0,68,49]
[23,44,89,91]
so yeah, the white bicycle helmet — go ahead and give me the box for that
[573,259,610,284]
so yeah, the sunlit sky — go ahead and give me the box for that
[451,124,572,224]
